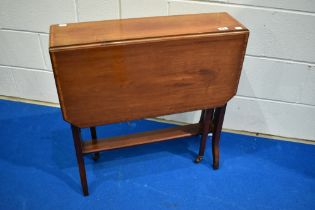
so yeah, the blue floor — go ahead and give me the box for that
[0,99,314,210]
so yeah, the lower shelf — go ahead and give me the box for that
[82,123,202,154]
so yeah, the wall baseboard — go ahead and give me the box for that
[1,95,314,145]
[0,95,60,107]
[148,118,315,145]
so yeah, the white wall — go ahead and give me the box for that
[0,0,314,140]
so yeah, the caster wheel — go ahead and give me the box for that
[194,156,203,163]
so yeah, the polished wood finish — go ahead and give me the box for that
[83,123,202,154]
[195,109,214,163]
[50,13,249,128]
[71,125,88,196]
[50,13,246,48]
[90,127,100,160]
[212,105,227,169]
[49,13,249,196]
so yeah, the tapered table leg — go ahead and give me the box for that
[212,104,227,170]
[199,110,205,123]
[195,108,214,163]
[90,127,100,161]
[71,124,89,196]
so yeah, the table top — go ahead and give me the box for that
[49,13,249,127]
[50,12,247,49]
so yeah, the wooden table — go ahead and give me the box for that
[49,12,249,196]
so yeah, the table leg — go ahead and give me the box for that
[195,108,214,163]
[212,104,227,169]
[90,127,100,161]
[199,110,205,123]
[71,124,89,196]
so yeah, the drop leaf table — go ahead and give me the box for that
[49,12,249,196]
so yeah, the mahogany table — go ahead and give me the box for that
[49,12,249,196]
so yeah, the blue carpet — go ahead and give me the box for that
[0,99,314,210]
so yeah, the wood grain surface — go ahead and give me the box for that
[50,12,247,49]
[49,13,249,127]
[82,123,202,154]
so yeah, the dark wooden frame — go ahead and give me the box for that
[70,105,226,196]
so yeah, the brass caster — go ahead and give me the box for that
[194,156,203,163]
